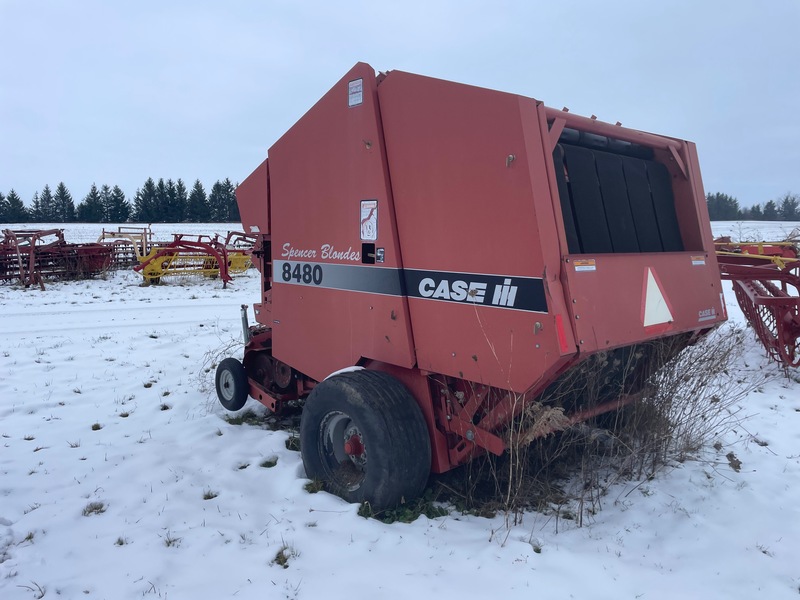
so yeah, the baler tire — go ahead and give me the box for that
[215,358,249,412]
[299,370,431,510]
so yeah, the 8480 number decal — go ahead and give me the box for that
[281,262,323,285]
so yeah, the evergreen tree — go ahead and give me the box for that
[763,200,779,221]
[173,178,188,222]
[186,179,210,222]
[749,203,764,220]
[30,192,42,222]
[0,192,6,222]
[778,193,799,221]
[4,190,28,223]
[163,178,178,222]
[705,192,740,221]
[105,185,131,222]
[208,178,239,222]
[154,178,170,222]
[53,182,75,222]
[35,184,57,222]
[208,180,225,222]
[134,178,158,222]
[76,184,105,222]
[99,185,113,222]
[225,179,240,222]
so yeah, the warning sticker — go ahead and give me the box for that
[642,267,674,334]
[360,199,378,241]
[573,259,596,272]
[348,78,363,107]
[691,255,706,266]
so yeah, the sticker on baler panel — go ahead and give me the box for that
[404,269,547,313]
[275,261,404,296]
[573,259,596,272]
[348,78,363,107]
[691,255,706,266]
[360,199,378,241]
[698,307,718,322]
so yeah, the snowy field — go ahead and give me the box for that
[1,221,799,599]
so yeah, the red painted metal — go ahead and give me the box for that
[1,229,112,288]
[344,435,364,457]
[716,241,800,367]
[233,63,727,475]
[133,234,245,287]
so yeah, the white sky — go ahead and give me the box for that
[1,0,798,207]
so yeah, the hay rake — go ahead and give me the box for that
[716,237,800,367]
[133,232,253,287]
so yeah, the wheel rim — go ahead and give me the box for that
[318,411,367,491]
[219,369,236,402]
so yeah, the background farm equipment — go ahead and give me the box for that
[133,231,253,286]
[0,228,112,288]
[96,225,154,268]
[715,236,800,367]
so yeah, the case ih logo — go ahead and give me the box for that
[417,277,519,307]
[273,263,548,314]
[406,270,546,313]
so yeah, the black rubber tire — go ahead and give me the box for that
[300,370,431,510]
[215,357,249,411]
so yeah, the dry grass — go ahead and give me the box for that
[436,324,769,524]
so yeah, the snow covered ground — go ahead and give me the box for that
[1,221,799,600]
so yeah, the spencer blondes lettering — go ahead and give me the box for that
[281,243,361,262]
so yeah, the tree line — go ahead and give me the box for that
[707,192,800,221]
[0,178,240,224]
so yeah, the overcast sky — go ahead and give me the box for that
[1,0,798,208]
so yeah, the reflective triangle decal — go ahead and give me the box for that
[642,268,673,331]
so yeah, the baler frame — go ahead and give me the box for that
[216,62,730,509]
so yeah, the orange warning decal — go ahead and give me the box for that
[690,255,706,266]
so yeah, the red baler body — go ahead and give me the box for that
[235,63,725,474]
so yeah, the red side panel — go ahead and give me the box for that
[236,158,270,235]
[560,253,725,351]
[377,71,575,393]
[267,63,416,382]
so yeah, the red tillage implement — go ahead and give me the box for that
[216,63,729,509]
[0,228,112,288]
[715,238,800,367]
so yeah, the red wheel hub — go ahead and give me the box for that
[344,434,364,457]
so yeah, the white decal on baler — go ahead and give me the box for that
[348,78,363,107]
[698,308,717,322]
[281,243,317,259]
[419,278,487,303]
[643,268,673,328]
[491,279,519,307]
[320,244,360,261]
[360,200,378,241]
[281,243,361,262]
